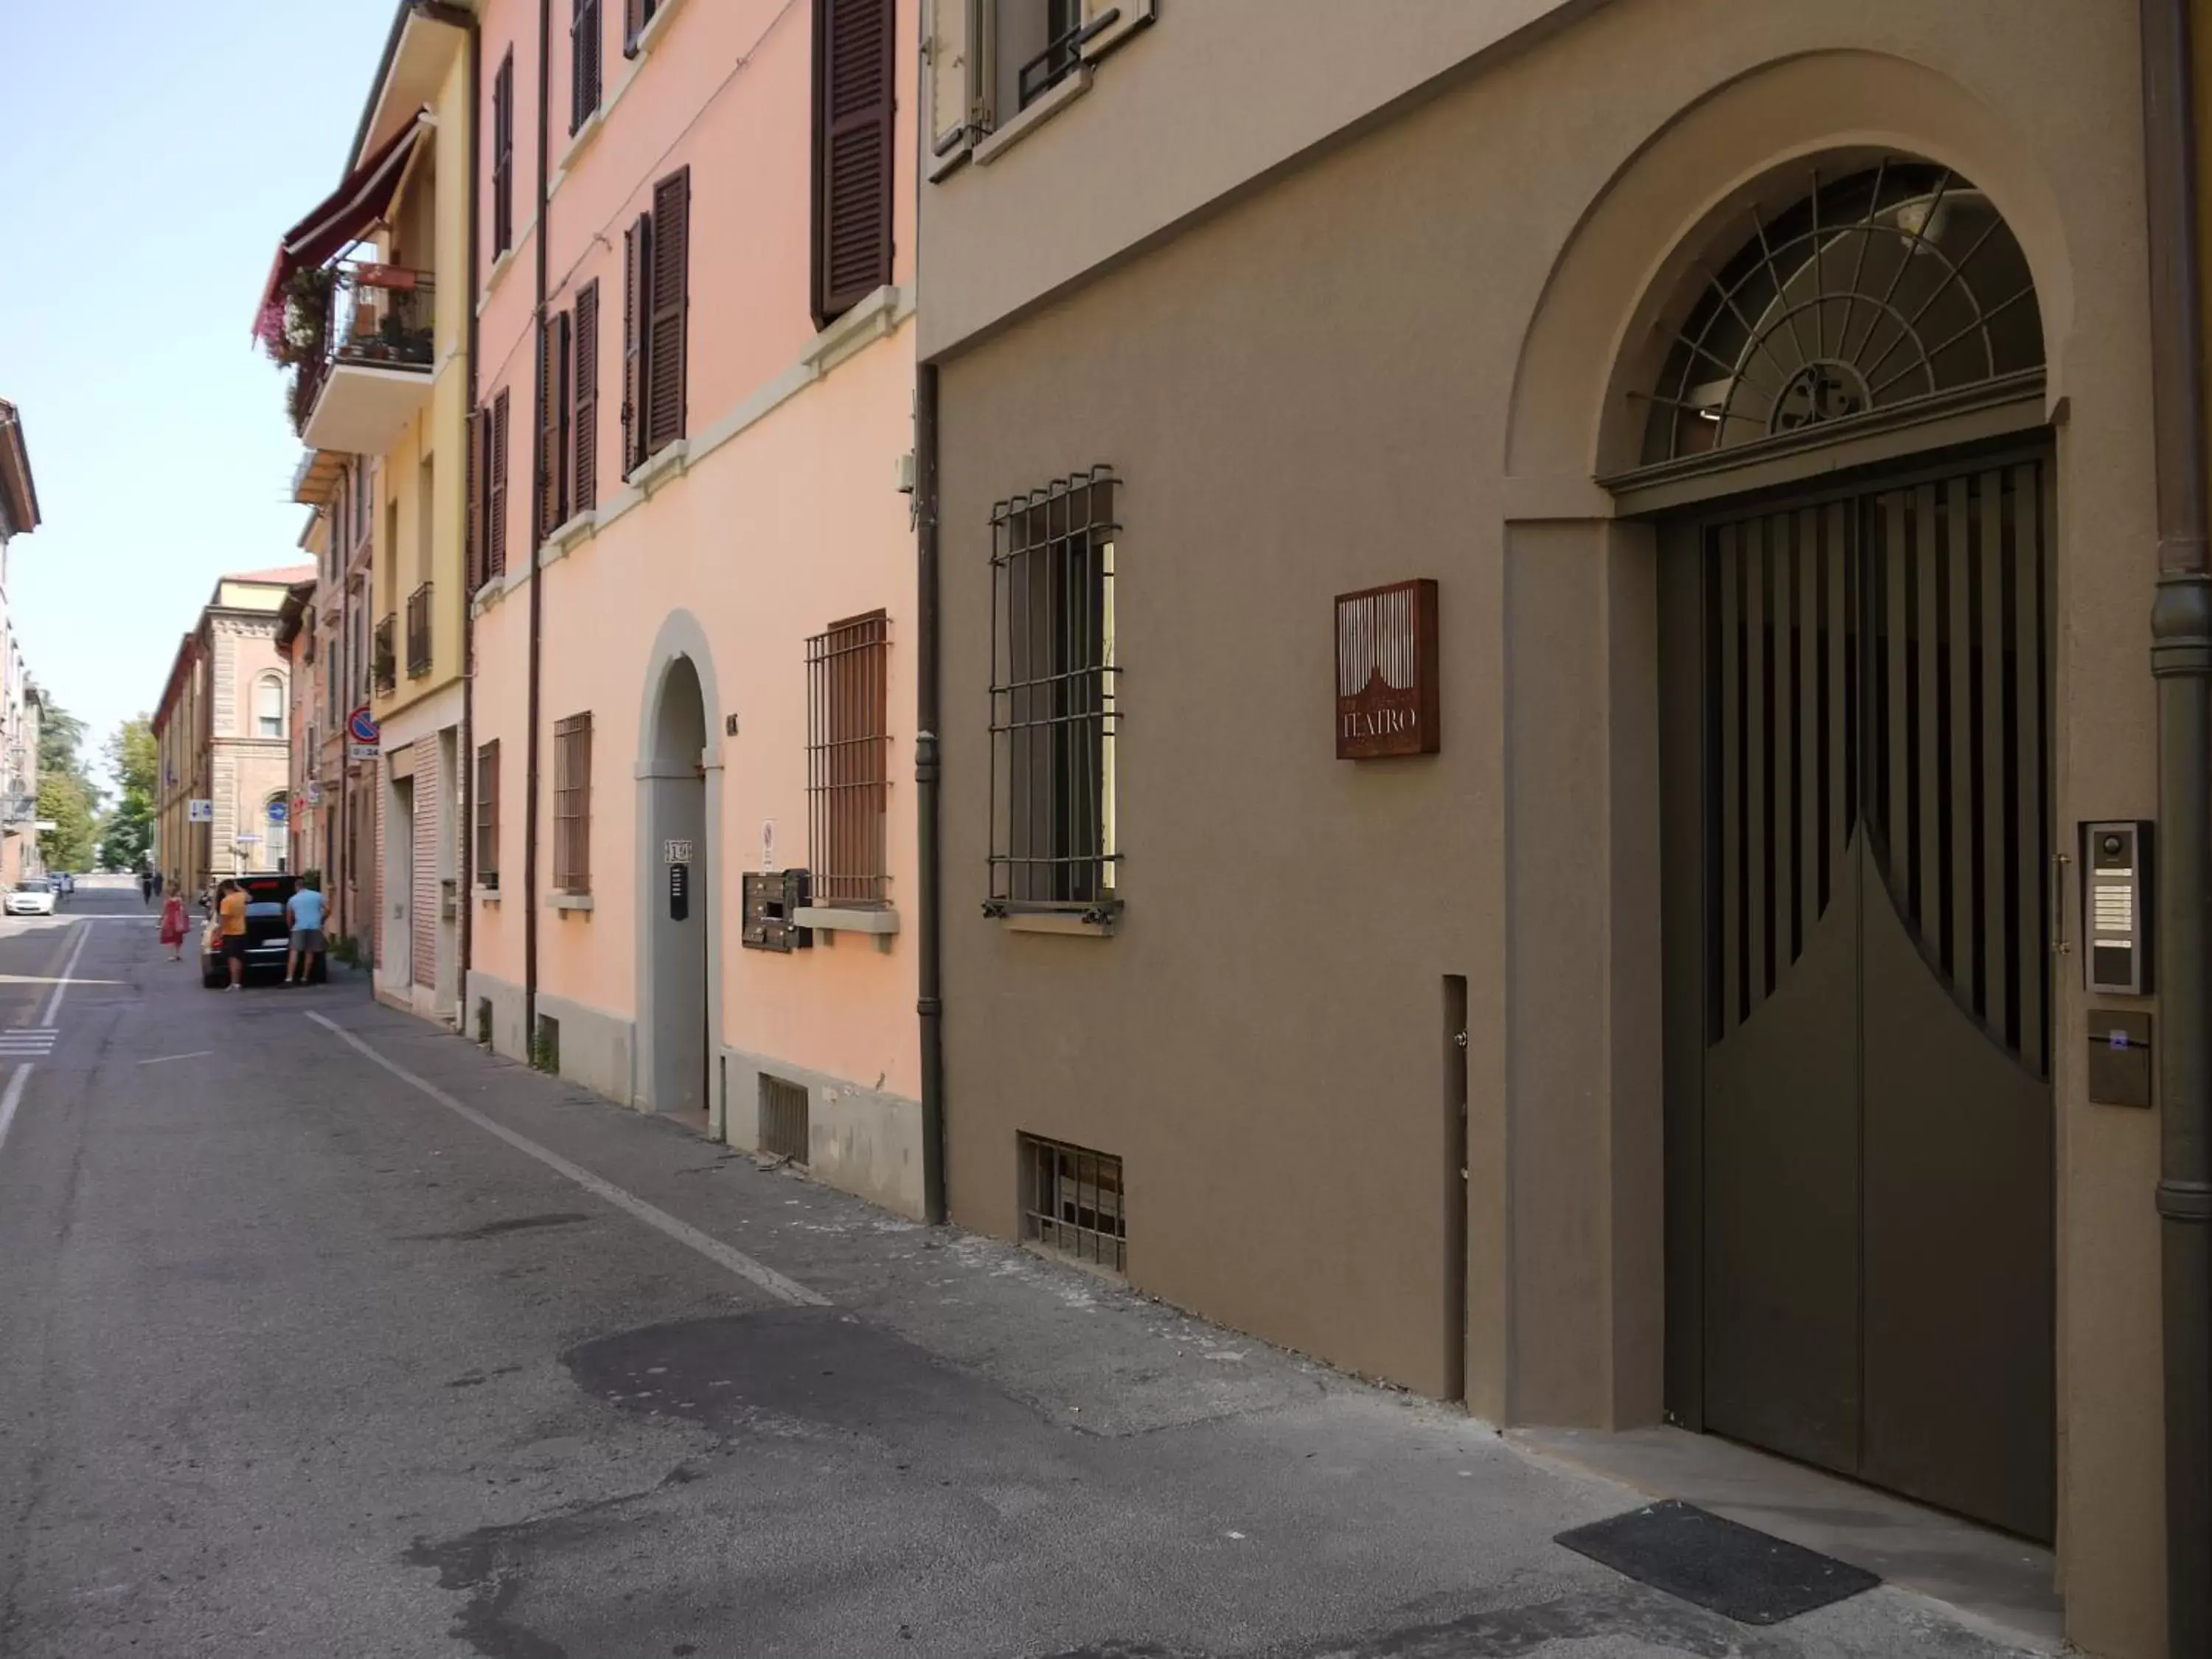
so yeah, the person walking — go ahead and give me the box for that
[139,869,154,907]
[151,870,163,900]
[284,876,327,987]
[158,889,189,963]
[215,880,248,991]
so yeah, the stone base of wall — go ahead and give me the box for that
[466,970,529,1061]
[719,1046,924,1220]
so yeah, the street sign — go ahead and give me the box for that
[305,781,324,807]
[234,833,262,845]
[187,799,215,823]
[32,819,55,833]
[268,799,288,824]
[347,705,379,760]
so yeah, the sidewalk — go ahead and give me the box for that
[313,992,2059,1659]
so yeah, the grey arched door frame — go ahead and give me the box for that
[633,611,724,1122]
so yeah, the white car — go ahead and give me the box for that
[4,879,56,917]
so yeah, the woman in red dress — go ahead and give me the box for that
[157,887,188,962]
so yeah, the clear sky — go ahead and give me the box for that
[0,1,397,795]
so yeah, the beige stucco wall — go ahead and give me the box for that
[928,4,2163,1653]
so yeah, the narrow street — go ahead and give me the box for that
[0,882,2050,1659]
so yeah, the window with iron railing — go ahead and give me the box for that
[406,583,433,678]
[373,616,397,693]
[804,610,890,907]
[553,712,592,894]
[987,466,1119,917]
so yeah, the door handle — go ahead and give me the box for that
[2051,852,2072,956]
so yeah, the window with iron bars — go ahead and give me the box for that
[987,467,1118,917]
[804,610,890,906]
[553,713,592,894]
[1019,1133,1125,1275]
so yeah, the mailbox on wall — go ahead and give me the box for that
[742,869,813,953]
[1335,579,1439,759]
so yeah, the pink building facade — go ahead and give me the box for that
[467,0,925,1215]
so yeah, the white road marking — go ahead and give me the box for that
[38,924,93,1028]
[305,1012,827,1308]
[136,1051,213,1066]
[0,1065,28,1154]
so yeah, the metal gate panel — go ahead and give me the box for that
[1669,453,2054,1541]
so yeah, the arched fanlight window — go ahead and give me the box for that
[1641,161,2044,467]
[256,674,285,739]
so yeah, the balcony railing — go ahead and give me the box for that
[373,616,397,694]
[406,583,434,679]
[291,262,437,439]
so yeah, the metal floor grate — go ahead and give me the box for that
[1019,1133,1125,1274]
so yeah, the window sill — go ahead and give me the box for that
[996,909,1116,938]
[794,905,899,936]
[474,884,501,905]
[540,510,597,567]
[553,107,605,195]
[627,439,689,496]
[802,285,907,378]
[630,0,687,59]
[973,66,1093,168]
[479,243,520,311]
[550,892,594,914]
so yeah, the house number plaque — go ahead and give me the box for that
[1335,579,1439,759]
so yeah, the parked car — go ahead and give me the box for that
[201,874,325,988]
[5,878,57,917]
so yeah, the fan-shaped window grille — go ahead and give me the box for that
[1641,162,2044,467]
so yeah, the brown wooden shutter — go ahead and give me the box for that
[538,319,560,539]
[646,168,689,454]
[571,0,602,133]
[812,0,894,328]
[466,406,486,593]
[572,280,599,513]
[493,52,515,255]
[622,213,650,475]
[487,389,510,578]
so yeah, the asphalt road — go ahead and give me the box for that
[0,883,2053,1658]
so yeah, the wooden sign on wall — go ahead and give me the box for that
[1335,579,1439,759]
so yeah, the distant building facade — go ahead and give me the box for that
[0,397,45,886]
[153,569,313,895]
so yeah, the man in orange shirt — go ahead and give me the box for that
[217,880,248,991]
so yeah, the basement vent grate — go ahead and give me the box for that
[1019,1133,1125,1275]
[758,1074,810,1164]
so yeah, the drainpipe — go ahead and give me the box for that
[2140,3,2212,1653]
[457,4,481,1032]
[917,360,946,1225]
[523,0,552,1054]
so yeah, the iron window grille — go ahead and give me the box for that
[405,582,434,678]
[1640,160,2044,468]
[987,466,1119,917]
[475,739,500,890]
[1019,1133,1125,1274]
[1016,0,1088,108]
[804,610,891,907]
[553,712,592,894]
[758,1074,810,1164]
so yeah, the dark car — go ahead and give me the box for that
[201,874,326,988]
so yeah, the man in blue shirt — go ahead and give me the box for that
[285,877,328,987]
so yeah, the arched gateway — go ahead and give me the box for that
[1628,159,2055,1540]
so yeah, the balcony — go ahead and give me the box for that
[373,616,397,695]
[292,262,437,455]
[406,584,434,679]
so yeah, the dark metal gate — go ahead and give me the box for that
[1660,452,2054,1541]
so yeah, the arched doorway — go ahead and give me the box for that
[1634,159,2055,1540]
[643,654,709,1118]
